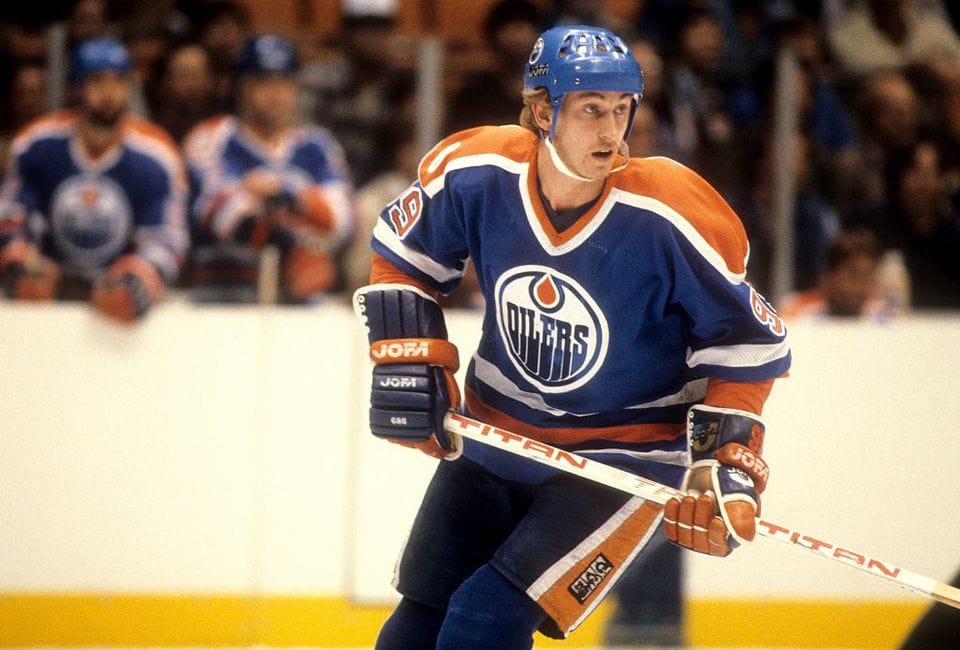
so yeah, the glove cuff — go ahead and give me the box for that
[369,338,459,371]
[688,404,765,459]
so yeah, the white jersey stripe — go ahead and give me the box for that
[472,354,597,417]
[686,338,791,369]
[422,152,528,198]
[609,187,748,285]
[624,377,708,410]
[372,219,464,284]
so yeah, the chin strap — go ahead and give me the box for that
[542,136,631,183]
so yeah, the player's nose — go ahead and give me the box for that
[597,112,620,143]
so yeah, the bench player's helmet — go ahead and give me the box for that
[523,25,643,142]
[237,35,300,76]
[71,37,132,84]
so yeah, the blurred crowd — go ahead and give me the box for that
[1,0,959,322]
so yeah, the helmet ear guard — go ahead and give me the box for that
[524,25,644,142]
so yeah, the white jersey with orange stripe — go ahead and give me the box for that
[370,125,790,471]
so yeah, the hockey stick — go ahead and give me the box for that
[443,411,960,610]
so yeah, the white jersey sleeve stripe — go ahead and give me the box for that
[372,219,464,284]
[624,378,708,410]
[686,339,791,369]
[422,153,527,198]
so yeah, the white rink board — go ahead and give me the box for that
[1,301,957,603]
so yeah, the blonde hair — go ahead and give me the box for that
[519,87,551,136]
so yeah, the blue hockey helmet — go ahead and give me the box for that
[237,35,300,76]
[71,37,132,83]
[523,25,643,141]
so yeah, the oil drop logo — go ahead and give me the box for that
[495,265,608,392]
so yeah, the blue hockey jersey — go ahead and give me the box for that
[0,111,188,283]
[372,125,791,464]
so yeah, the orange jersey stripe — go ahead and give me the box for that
[369,254,440,298]
[417,125,537,189]
[615,157,749,275]
[465,386,684,446]
[704,378,775,415]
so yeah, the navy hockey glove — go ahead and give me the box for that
[665,404,768,556]
[354,284,462,460]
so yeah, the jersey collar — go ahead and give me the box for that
[519,144,621,255]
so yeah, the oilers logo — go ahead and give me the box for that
[50,175,132,271]
[495,266,608,393]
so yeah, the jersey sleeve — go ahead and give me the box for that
[368,131,474,295]
[128,156,189,283]
[0,136,42,248]
[283,128,356,249]
[655,160,791,383]
[118,120,189,283]
[183,118,254,243]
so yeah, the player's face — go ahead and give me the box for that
[80,70,130,128]
[241,74,298,132]
[554,91,633,180]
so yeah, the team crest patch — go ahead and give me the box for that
[50,174,133,269]
[495,265,608,393]
[568,553,614,604]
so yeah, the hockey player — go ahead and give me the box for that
[353,25,791,648]
[184,35,355,303]
[0,37,188,323]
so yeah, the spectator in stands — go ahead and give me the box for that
[850,71,923,210]
[149,42,216,144]
[853,141,960,309]
[0,37,188,323]
[779,229,894,320]
[191,0,248,113]
[184,35,355,304]
[665,8,761,193]
[826,0,960,81]
[448,0,542,133]
[307,7,415,187]
[625,37,683,160]
[67,0,111,47]
[734,131,840,295]
[1,62,48,169]
[778,15,863,216]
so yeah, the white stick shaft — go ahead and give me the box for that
[444,411,960,609]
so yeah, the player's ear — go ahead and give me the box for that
[531,102,552,133]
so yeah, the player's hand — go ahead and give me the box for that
[369,363,462,460]
[0,239,61,300]
[242,169,284,199]
[91,255,166,324]
[665,405,768,556]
